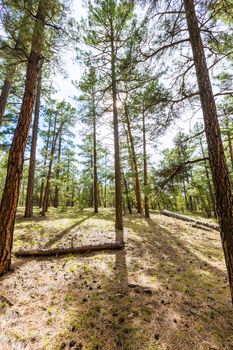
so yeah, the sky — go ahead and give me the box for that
[51,0,200,164]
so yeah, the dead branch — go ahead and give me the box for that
[160,209,219,231]
[14,242,124,257]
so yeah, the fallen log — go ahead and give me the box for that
[160,209,219,231]
[14,242,124,257]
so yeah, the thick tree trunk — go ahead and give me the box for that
[24,61,43,218]
[124,103,143,214]
[142,109,150,218]
[184,0,233,303]
[0,0,47,275]
[110,30,123,230]
[0,79,12,128]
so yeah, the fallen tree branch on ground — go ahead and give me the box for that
[160,209,219,231]
[14,242,124,257]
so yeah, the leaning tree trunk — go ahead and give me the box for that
[184,0,233,303]
[24,60,43,218]
[124,103,143,214]
[122,171,132,214]
[0,0,48,275]
[142,108,150,218]
[0,78,12,128]
[110,29,123,230]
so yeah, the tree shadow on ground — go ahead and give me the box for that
[1,209,233,349]
[44,213,95,248]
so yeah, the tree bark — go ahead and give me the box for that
[24,60,43,218]
[53,128,62,208]
[0,79,12,128]
[142,108,150,218]
[225,114,233,172]
[93,98,98,213]
[124,103,143,214]
[0,0,48,275]
[110,28,123,230]
[39,113,53,208]
[42,117,60,216]
[184,0,233,303]
[122,171,132,214]
[161,209,219,231]
[15,242,124,257]
[199,135,217,218]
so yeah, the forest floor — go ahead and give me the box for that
[0,208,233,350]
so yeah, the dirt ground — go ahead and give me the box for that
[0,208,233,350]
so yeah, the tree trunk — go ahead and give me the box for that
[199,136,217,218]
[122,171,132,214]
[15,242,124,257]
[42,119,60,216]
[225,114,233,171]
[124,103,143,214]
[53,128,62,208]
[39,113,52,208]
[184,0,233,303]
[0,0,48,275]
[161,209,219,231]
[110,29,123,230]
[24,60,43,218]
[142,109,150,218]
[0,79,12,128]
[93,102,98,213]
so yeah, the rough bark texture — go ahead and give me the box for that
[0,79,11,128]
[15,242,124,257]
[0,0,48,275]
[142,109,150,218]
[184,0,233,303]
[161,209,219,231]
[110,28,123,230]
[24,61,43,218]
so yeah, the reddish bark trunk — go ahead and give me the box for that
[24,61,43,218]
[110,29,123,230]
[0,0,48,275]
[184,0,233,303]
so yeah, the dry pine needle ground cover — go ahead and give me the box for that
[0,208,233,350]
